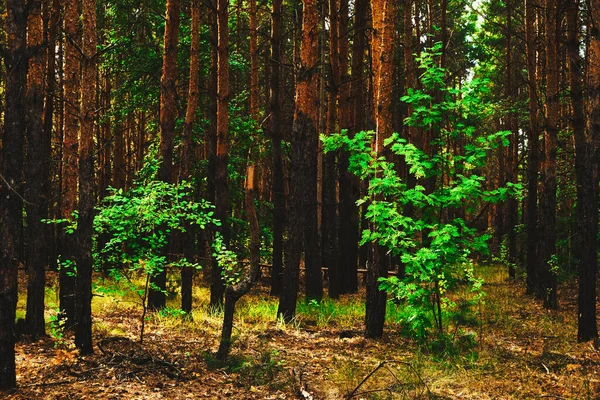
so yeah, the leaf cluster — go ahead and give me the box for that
[322,45,522,341]
[94,179,219,278]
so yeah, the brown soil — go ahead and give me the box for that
[5,269,600,399]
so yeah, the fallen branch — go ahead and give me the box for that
[345,360,431,399]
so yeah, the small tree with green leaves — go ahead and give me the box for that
[323,44,521,343]
[94,160,219,342]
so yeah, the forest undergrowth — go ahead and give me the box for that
[6,264,600,399]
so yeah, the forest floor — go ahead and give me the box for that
[5,265,600,399]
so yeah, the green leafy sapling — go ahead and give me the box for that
[322,44,521,343]
[94,172,219,342]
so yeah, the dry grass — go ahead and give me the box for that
[7,266,600,399]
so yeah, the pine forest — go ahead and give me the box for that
[1,0,600,398]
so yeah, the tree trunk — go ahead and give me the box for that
[574,0,599,341]
[0,0,27,389]
[525,0,540,295]
[342,0,367,294]
[269,0,285,296]
[365,0,396,339]
[337,0,358,295]
[41,0,59,269]
[24,0,48,339]
[402,0,416,278]
[206,0,218,300]
[278,0,320,320]
[249,0,258,120]
[505,0,518,278]
[98,74,112,200]
[149,0,181,310]
[180,0,202,315]
[211,0,230,308]
[538,0,559,309]
[323,0,341,298]
[75,0,97,354]
[302,0,322,303]
[60,0,80,327]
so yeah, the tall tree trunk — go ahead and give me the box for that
[98,74,112,199]
[365,0,396,339]
[96,4,111,201]
[538,0,559,309]
[148,0,181,310]
[42,0,60,283]
[302,0,322,303]
[43,0,60,193]
[60,0,81,326]
[323,0,341,298]
[211,0,230,308]
[402,0,416,276]
[249,0,258,120]
[525,0,540,295]
[75,0,97,354]
[574,0,599,341]
[206,0,218,300]
[346,0,368,293]
[338,0,350,136]
[278,0,320,321]
[0,0,27,389]
[338,0,359,295]
[24,0,48,339]
[505,0,518,278]
[180,0,202,315]
[269,0,285,296]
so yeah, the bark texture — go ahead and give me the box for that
[505,0,519,279]
[249,0,258,120]
[576,0,599,341]
[278,0,320,321]
[24,0,48,339]
[75,0,97,354]
[323,0,341,298]
[269,0,285,296]
[341,0,368,294]
[211,0,230,308]
[525,0,540,295]
[538,0,559,309]
[149,0,181,310]
[60,0,81,326]
[0,0,27,389]
[365,0,396,339]
[180,0,202,314]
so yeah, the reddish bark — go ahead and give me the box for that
[278,0,321,321]
[366,0,397,339]
[75,0,98,354]
[149,0,181,310]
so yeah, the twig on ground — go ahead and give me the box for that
[541,363,550,374]
[345,360,431,399]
